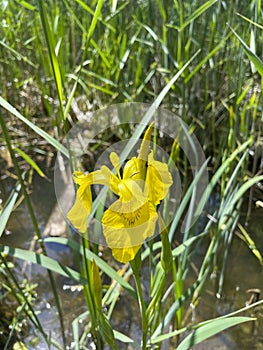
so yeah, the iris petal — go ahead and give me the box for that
[112,246,141,264]
[110,152,121,178]
[67,193,89,233]
[67,123,173,263]
[123,157,144,180]
[102,200,158,263]
[146,152,173,205]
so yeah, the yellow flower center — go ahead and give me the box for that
[120,207,142,227]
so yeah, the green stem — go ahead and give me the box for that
[81,235,104,348]
[0,254,51,349]
[130,257,148,349]
[0,113,66,348]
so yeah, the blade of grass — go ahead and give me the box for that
[230,27,263,77]
[44,236,136,298]
[176,317,254,350]
[0,96,69,157]
[0,40,37,68]
[184,30,232,83]
[179,0,218,30]
[37,0,64,119]
[14,147,46,177]
[86,0,105,43]
[152,317,253,346]
[236,223,263,265]
[0,181,21,238]
[219,175,263,228]
[0,244,88,284]
[236,12,263,30]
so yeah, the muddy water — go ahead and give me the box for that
[1,173,263,349]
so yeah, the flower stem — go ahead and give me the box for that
[130,254,148,349]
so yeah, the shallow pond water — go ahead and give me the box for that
[1,173,263,349]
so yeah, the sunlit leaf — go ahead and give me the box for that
[176,317,254,350]
[14,147,45,177]
[231,27,263,77]
[0,96,69,157]
[0,181,21,238]
[236,223,263,265]
[43,237,136,298]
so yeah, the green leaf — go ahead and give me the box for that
[236,13,263,30]
[194,140,252,224]
[16,0,36,11]
[113,330,134,343]
[37,0,64,112]
[231,27,263,77]
[98,313,117,349]
[0,96,69,157]
[0,245,87,284]
[44,237,136,298]
[0,40,36,67]
[176,317,254,350]
[92,259,102,308]
[0,181,21,238]
[14,147,45,177]
[152,316,254,345]
[219,175,263,228]
[184,30,232,83]
[86,0,105,43]
[237,223,263,265]
[180,0,218,30]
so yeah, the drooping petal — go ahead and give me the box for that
[146,151,173,205]
[111,245,141,264]
[68,169,111,232]
[67,193,89,233]
[71,170,106,212]
[77,179,93,212]
[102,200,158,263]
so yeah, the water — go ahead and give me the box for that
[1,173,263,349]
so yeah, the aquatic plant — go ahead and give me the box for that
[0,0,262,349]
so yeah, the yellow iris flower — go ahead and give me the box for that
[67,124,173,263]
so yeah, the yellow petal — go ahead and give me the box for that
[67,193,89,233]
[102,200,158,263]
[101,165,120,194]
[111,245,141,264]
[123,157,144,180]
[72,171,90,185]
[146,151,173,205]
[73,169,111,187]
[138,122,154,161]
[123,123,153,182]
[68,169,108,232]
[110,152,121,178]
[77,181,92,212]
[118,178,146,206]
